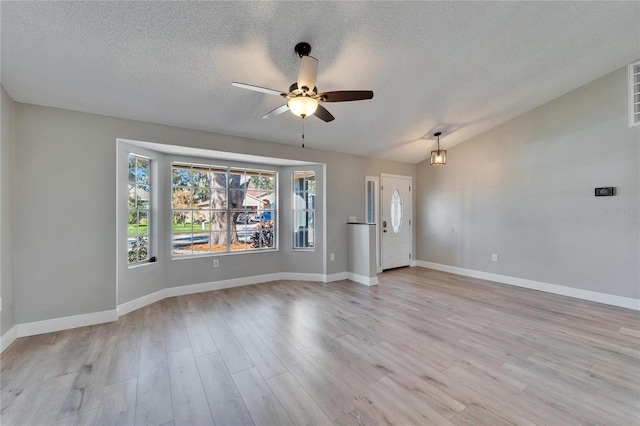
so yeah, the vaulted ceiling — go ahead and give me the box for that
[2,2,638,163]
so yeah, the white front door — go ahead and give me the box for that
[381,175,411,270]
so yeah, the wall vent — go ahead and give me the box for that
[630,60,640,127]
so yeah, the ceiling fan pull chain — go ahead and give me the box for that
[301,117,305,148]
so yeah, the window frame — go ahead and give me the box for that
[170,161,278,258]
[127,153,152,265]
[292,171,316,250]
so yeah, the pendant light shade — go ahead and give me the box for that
[288,96,318,118]
[430,132,446,166]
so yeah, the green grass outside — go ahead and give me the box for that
[128,224,148,237]
[130,222,234,237]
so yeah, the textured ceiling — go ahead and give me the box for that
[2,2,639,163]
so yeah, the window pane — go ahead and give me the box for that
[194,211,210,231]
[138,211,149,235]
[128,157,136,185]
[210,189,227,208]
[294,212,314,230]
[172,188,193,209]
[192,232,210,254]
[172,236,192,256]
[391,189,402,234]
[137,236,149,261]
[173,211,193,234]
[172,166,191,186]
[136,158,150,185]
[210,211,228,231]
[235,222,252,247]
[192,167,210,188]
[229,189,246,210]
[210,232,226,252]
[210,169,228,188]
[258,222,275,248]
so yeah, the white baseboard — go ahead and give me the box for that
[16,310,118,338]
[347,272,378,286]
[118,289,166,316]
[281,272,325,282]
[324,272,348,283]
[1,326,17,353]
[416,261,640,311]
[167,273,284,298]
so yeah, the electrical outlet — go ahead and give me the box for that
[213,259,219,268]
[349,216,357,223]
[492,254,498,262]
[330,253,335,261]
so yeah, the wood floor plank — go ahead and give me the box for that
[167,347,214,426]
[94,378,137,426]
[162,298,191,353]
[233,367,294,426]
[105,327,140,385]
[266,372,332,425]
[135,340,173,426]
[227,319,287,379]
[195,351,254,426]
[205,318,254,373]
[262,334,356,420]
[54,407,99,426]
[184,314,218,357]
[57,334,118,419]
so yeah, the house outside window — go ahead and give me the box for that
[127,154,151,263]
[171,163,276,256]
[293,171,315,249]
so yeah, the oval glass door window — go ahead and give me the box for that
[390,189,402,234]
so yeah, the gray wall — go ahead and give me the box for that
[1,86,16,334]
[416,66,640,299]
[14,103,415,323]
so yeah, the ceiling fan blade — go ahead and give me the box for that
[317,90,374,102]
[232,82,286,97]
[262,105,289,119]
[314,105,335,122]
[297,56,318,92]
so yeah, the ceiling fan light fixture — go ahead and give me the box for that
[430,132,447,166]
[288,96,318,118]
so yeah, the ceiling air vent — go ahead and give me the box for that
[631,60,640,127]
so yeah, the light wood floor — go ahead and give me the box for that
[1,267,639,425]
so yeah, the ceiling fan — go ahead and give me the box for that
[232,42,374,123]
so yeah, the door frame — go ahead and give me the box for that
[380,173,413,271]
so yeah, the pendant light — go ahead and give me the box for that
[430,132,446,166]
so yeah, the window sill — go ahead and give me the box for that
[171,248,279,260]
[127,260,157,269]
